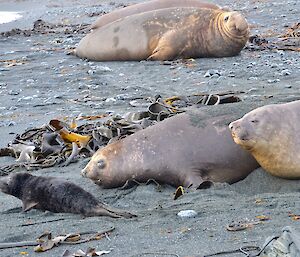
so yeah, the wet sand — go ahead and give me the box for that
[0,0,300,256]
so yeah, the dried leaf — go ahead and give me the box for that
[59,129,91,148]
[174,186,184,200]
[256,215,271,221]
[255,198,264,204]
[77,114,108,121]
[288,212,300,220]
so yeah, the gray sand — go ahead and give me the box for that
[0,0,300,256]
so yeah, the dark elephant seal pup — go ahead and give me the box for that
[75,7,249,61]
[0,173,135,218]
[229,100,300,179]
[82,107,259,189]
[91,0,222,29]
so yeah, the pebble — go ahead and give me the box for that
[280,69,291,76]
[8,90,19,95]
[96,66,112,72]
[204,70,221,78]
[105,97,117,103]
[248,88,259,93]
[177,210,198,218]
[267,79,280,83]
[248,77,258,80]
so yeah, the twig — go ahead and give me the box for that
[0,241,39,249]
[0,226,115,250]
[19,218,65,227]
[136,253,179,257]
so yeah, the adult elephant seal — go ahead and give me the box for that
[0,173,135,218]
[75,7,249,61]
[229,100,300,179]
[91,0,222,30]
[81,104,260,189]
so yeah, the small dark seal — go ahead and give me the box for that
[0,173,135,218]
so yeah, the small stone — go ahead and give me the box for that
[96,65,112,72]
[267,79,280,83]
[8,90,19,95]
[280,69,291,76]
[248,88,259,93]
[204,70,220,78]
[87,70,94,75]
[105,97,117,103]
[270,63,278,68]
[177,210,198,218]
[248,77,258,80]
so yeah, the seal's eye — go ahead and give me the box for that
[224,16,229,22]
[251,120,258,124]
[97,159,106,169]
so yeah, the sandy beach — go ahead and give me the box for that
[0,0,300,256]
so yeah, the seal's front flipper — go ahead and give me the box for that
[183,171,213,189]
[147,30,185,61]
[22,201,38,212]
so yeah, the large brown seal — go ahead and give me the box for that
[91,0,222,30]
[75,7,249,61]
[0,173,135,218]
[81,105,260,189]
[229,100,300,179]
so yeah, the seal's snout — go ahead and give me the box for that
[226,12,248,34]
[229,120,239,132]
[232,12,248,32]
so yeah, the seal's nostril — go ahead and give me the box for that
[229,123,234,130]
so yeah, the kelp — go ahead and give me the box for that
[247,22,300,52]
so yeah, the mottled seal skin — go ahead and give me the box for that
[75,7,249,61]
[82,108,259,189]
[91,0,222,30]
[229,100,300,179]
[0,173,135,218]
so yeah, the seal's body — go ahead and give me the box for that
[75,7,249,61]
[82,107,259,189]
[229,100,300,179]
[91,0,222,29]
[0,173,134,218]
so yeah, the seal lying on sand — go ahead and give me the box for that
[91,0,222,30]
[75,7,249,61]
[229,100,300,179]
[0,173,135,218]
[82,106,259,189]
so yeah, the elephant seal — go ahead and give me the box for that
[0,173,135,218]
[81,105,260,189]
[229,100,300,179]
[75,7,249,61]
[91,0,222,29]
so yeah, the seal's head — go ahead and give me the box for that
[228,104,296,177]
[214,11,249,56]
[0,173,32,197]
[221,11,249,37]
[81,141,132,188]
[228,106,276,152]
